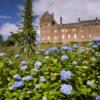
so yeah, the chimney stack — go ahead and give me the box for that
[52,13,54,18]
[96,17,98,21]
[78,18,80,22]
[60,17,62,24]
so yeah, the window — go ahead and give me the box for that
[48,36,50,40]
[81,35,84,38]
[74,34,77,38]
[62,35,65,39]
[68,34,71,38]
[55,36,57,40]
[55,29,57,33]
[73,28,75,31]
[89,35,91,38]
[42,37,44,40]
[62,29,64,32]
[66,29,68,32]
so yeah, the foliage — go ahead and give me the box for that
[18,0,37,57]
[0,33,4,45]
[0,44,100,99]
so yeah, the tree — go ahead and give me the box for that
[18,0,37,57]
[0,33,3,46]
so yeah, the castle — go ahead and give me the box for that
[40,11,100,44]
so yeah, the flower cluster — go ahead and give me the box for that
[49,47,59,52]
[11,81,24,89]
[60,55,69,61]
[13,74,21,80]
[20,65,28,71]
[34,61,42,69]
[86,81,94,87]
[22,75,33,81]
[72,61,78,65]
[35,84,40,89]
[72,44,79,49]
[20,61,28,65]
[15,54,21,59]
[61,46,72,52]
[60,84,73,95]
[39,76,46,82]
[60,70,73,80]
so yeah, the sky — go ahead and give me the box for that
[0,0,100,39]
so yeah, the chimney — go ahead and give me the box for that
[78,18,80,22]
[52,13,54,18]
[96,17,98,21]
[60,17,62,24]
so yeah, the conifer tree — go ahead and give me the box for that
[18,0,36,57]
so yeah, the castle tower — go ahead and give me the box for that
[40,11,54,43]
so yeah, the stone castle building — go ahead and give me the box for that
[40,11,100,44]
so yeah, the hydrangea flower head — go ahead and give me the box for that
[61,46,72,52]
[39,76,46,82]
[60,70,72,80]
[96,95,100,100]
[60,55,69,61]
[86,81,94,87]
[20,61,28,65]
[49,47,59,52]
[13,74,21,80]
[34,61,42,69]
[35,84,40,89]
[0,52,7,57]
[92,45,98,49]
[11,81,24,89]
[22,75,33,81]
[72,61,78,65]
[20,65,28,71]
[44,50,50,55]
[15,54,21,59]
[72,44,79,49]
[60,84,73,95]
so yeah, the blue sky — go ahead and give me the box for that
[0,0,24,25]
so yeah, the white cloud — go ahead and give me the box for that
[0,15,11,19]
[0,23,19,40]
[33,0,100,24]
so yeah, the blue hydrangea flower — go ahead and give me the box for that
[60,70,72,80]
[20,65,28,71]
[96,95,100,100]
[92,45,98,49]
[72,44,79,49]
[22,75,33,81]
[13,74,21,80]
[44,50,50,55]
[15,54,21,59]
[72,61,78,65]
[49,47,59,52]
[39,76,46,82]
[60,84,73,95]
[11,81,24,89]
[34,61,42,69]
[61,46,72,52]
[20,61,28,65]
[60,55,69,61]
[0,52,7,57]
[86,81,93,87]
[35,84,40,89]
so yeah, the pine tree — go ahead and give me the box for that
[18,0,37,57]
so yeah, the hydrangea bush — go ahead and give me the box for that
[0,44,100,100]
